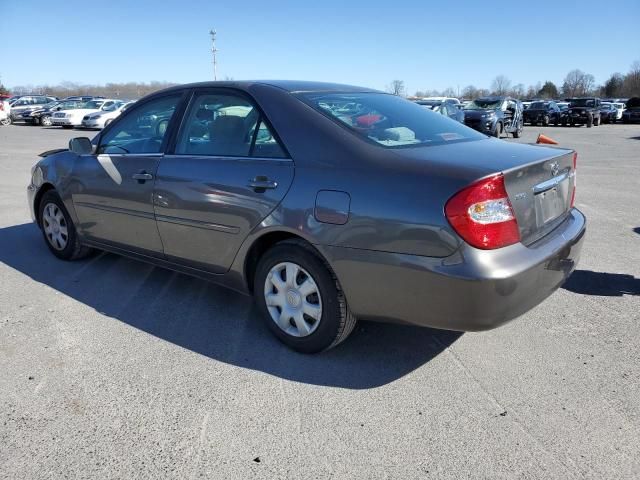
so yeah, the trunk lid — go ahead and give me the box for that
[502,149,575,245]
[391,138,576,246]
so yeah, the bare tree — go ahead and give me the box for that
[510,83,525,98]
[491,75,511,95]
[387,80,405,96]
[622,61,640,97]
[462,85,480,99]
[561,69,595,97]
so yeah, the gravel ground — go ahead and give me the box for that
[0,122,638,479]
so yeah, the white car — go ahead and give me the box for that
[0,99,10,126]
[51,99,121,128]
[81,101,135,129]
[421,96,460,105]
[610,102,625,120]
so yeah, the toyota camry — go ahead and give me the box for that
[27,81,586,353]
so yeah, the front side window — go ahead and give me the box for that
[301,92,483,148]
[98,94,181,155]
[175,92,286,158]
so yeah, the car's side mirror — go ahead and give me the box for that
[69,137,94,155]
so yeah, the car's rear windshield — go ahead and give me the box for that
[530,102,549,109]
[299,92,483,148]
[570,99,595,107]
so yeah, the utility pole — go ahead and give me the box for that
[209,29,218,81]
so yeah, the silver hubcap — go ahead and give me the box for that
[264,262,322,337]
[42,203,68,250]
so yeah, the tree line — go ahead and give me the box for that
[3,81,178,99]
[393,60,640,100]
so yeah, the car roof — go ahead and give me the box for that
[159,80,381,95]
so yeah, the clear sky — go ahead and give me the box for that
[1,0,639,93]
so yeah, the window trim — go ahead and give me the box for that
[96,90,189,156]
[168,87,291,160]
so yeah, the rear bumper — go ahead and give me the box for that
[324,208,586,331]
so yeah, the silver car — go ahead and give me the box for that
[27,81,585,352]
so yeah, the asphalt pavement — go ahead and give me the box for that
[0,122,638,479]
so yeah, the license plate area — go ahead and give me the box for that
[534,176,570,225]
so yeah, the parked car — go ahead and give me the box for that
[415,99,464,123]
[610,102,624,120]
[522,101,532,110]
[599,103,618,124]
[23,100,86,126]
[51,99,120,128]
[0,97,10,126]
[621,97,640,123]
[462,96,524,138]
[81,101,134,129]
[9,96,57,121]
[563,98,601,127]
[523,100,563,126]
[419,96,460,105]
[27,81,585,352]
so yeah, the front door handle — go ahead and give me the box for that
[248,177,278,192]
[132,172,153,183]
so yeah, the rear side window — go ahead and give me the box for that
[175,92,287,158]
[300,92,483,148]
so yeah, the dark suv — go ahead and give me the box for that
[462,96,523,138]
[523,100,563,126]
[564,98,601,127]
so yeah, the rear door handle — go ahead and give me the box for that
[248,177,278,191]
[132,172,153,183]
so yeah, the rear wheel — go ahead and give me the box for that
[594,116,600,126]
[586,116,593,128]
[40,115,52,127]
[254,240,357,353]
[0,117,10,126]
[543,115,550,126]
[38,190,94,261]
[492,122,501,138]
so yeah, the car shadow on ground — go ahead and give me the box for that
[563,270,640,296]
[0,223,461,389]
[633,227,640,235]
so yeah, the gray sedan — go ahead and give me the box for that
[27,81,585,353]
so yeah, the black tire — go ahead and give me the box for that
[492,122,501,138]
[254,240,357,353]
[512,120,523,138]
[40,116,52,127]
[586,116,593,128]
[543,115,550,126]
[594,116,600,126]
[0,117,11,126]
[38,190,94,261]
[561,118,567,127]
[554,118,559,126]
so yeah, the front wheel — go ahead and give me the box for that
[543,115,550,126]
[512,120,523,138]
[0,117,11,126]
[492,122,501,138]
[586,116,593,128]
[38,190,94,261]
[40,115,52,127]
[254,240,357,353]
[594,116,600,126]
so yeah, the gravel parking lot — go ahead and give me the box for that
[1,123,639,479]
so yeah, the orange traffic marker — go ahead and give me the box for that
[536,134,558,145]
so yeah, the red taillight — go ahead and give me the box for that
[445,174,520,250]
[570,152,577,208]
